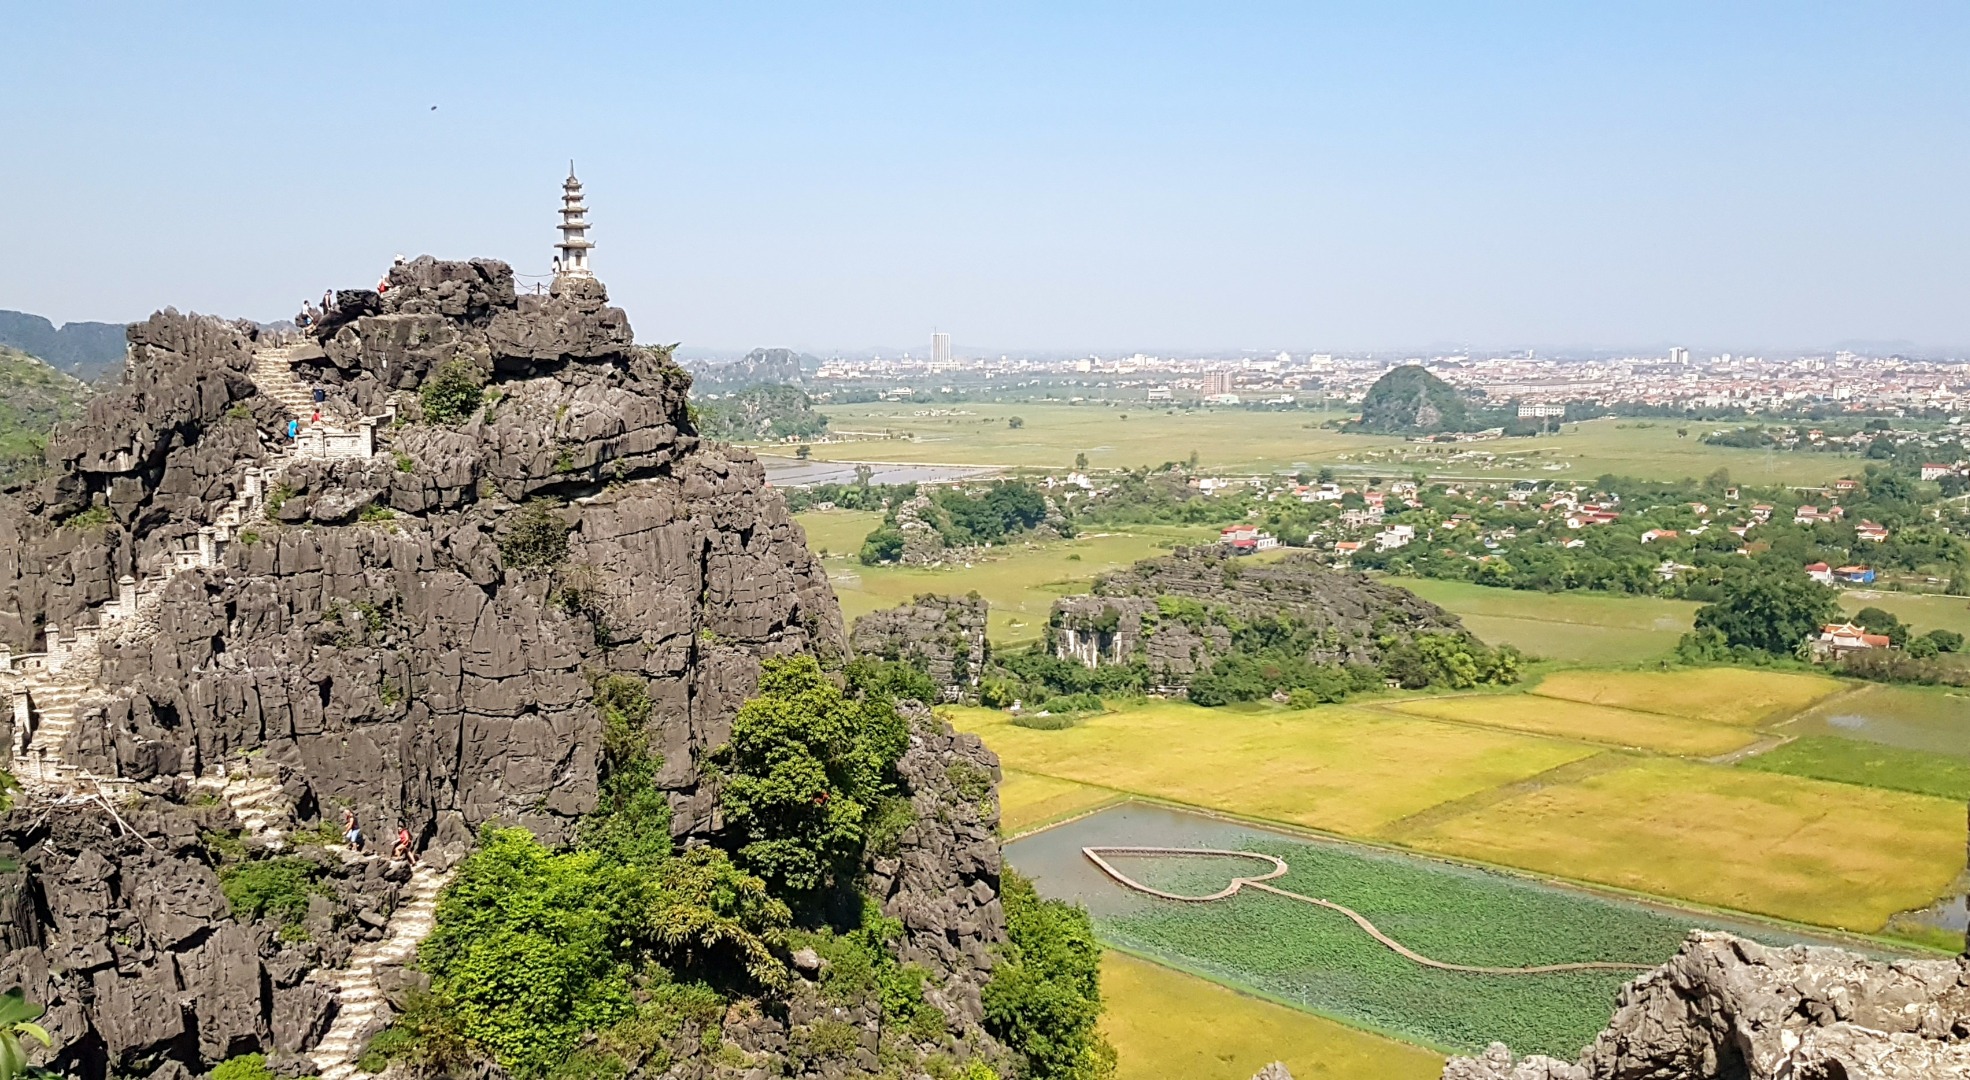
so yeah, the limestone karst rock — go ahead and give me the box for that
[1441,931,1970,1080]
[1049,547,1469,688]
[0,256,1009,1078]
[849,593,990,700]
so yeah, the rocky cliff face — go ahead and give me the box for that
[1049,547,1467,688]
[849,594,990,701]
[0,257,1007,1078]
[1443,932,1970,1080]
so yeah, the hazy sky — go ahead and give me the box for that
[6,3,1969,353]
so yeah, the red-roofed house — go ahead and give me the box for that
[1813,621,1891,659]
[1921,463,1955,482]
[1855,520,1890,543]
[1804,561,1834,585]
[1641,529,1680,543]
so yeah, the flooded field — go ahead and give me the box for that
[1007,802,1890,1057]
[1776,683,1970,759]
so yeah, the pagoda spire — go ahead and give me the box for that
[555,163,594,279]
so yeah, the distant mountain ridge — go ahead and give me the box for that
[0,310,129,382]
[685,346,818,393]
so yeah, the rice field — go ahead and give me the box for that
[1774,683,1970,760]
[1381,694,1759,757]
[1390,756,1965,932]
[1381,578,1699,664]
[999,768,1123,835]
[1741,736,1970,801]
[796,514,1216,646]
[1527,668,1844,726]
[948,700,1598,837]
[1099,951,1443,1080]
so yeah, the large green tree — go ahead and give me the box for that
[982,873,1114,1080]
[714,656,907,899]
[1692,571,1839,655]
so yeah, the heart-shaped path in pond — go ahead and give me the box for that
[1082,846,1651,976]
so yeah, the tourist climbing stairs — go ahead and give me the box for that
[309,863,450,1080]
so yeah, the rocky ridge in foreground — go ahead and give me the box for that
[1443,932,1970,1080]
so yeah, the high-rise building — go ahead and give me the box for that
[1669,346,1689,366]
[931,332,951,365]
[1202,371,1234,396]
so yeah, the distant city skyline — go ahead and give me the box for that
[6,4,1970,352]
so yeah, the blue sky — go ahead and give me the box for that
[5,3,1968,353]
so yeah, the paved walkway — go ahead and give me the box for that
[309,863,449,1080]
[1083,846,1651,976]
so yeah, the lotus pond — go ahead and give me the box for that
[1006,803,1876,1058]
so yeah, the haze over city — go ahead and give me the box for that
[7,3,1970,355]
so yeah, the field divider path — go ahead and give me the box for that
[1085,846,1651,976]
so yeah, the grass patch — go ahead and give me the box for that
[1391,756,1964,932]
[1383,577,1700,664]
[999,769,1121,836]
[1381,694,1758,757]
[1741,736,1970,801]
[1098,951,1441,1080]
[805,518,1220,647]
[808,403,1857,485]
[1529,667,1843,727]
[948,699,1597,837]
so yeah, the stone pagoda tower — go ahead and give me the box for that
[554,162,594,279]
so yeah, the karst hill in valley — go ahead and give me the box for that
[0,251,1058,1079]
[1349,364,1475,434]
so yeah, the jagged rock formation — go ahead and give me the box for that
[1251,1065,1295,1080]
[1049,547,1467,689]
[1350,364,1473,434]
[850,594,990,701]
[895,493,956,565]
[0,256,1011,1078]
[0,800,417,1079]
[1442,932,1970,1080]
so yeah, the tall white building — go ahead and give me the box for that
[1669,346,1689,366]
[931,332,951,365]
[554,163,594,279]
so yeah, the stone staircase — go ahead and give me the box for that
[190,764,293,846]
[309,864,450,1080]
[251,345,319,416]
[6,632,104,790]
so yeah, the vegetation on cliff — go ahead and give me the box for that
[983,873,1114,1080]
[0,346,90,480]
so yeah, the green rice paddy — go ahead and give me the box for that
[1741,736,1970,801]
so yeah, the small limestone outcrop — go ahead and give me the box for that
[1251,1064,1296,1080]
[1443,932,1970,1080]
[1049,547,1468,689]
[850,593,990,700]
